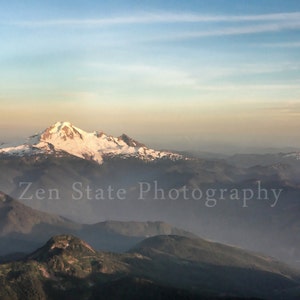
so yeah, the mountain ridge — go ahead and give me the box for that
[0,191,195,256]
[0,121,184,164]
[1,234,300,299]
[0,191,78,237]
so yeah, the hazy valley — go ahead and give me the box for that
[1,122,300,299]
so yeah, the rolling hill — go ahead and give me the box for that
[0,191,194,257]
[0,234,299,300]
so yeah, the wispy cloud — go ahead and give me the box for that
[80,62,300,93]
[260,42,300,48]
[265,101,300,115]
[207,63,300,77]
[4,11,300,42]
[85,61,300,84]
[82,63,198,88]
[5,12,300,27]
[117,64,197,87]
[150,21,300,41]
[195,83,300,91]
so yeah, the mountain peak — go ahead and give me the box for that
[118,134,145,148]
[46,234,96,253]
[28,234,96,262]
[41,121,83,141]
[55,121,72,127]
[0,122,184,164]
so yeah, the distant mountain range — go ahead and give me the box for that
[0,121,183,163]
[225,152,300,168]
[0,233,300,300]
[1,122,300,268]
[0,191,194,258]
[1,122,300,299]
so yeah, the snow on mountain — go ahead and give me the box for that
[0,121,183,164]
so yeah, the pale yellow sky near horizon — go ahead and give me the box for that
[1,98,300,150]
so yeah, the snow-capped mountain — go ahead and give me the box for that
[0,121,183,164]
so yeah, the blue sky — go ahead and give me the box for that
[1,0,300,151]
